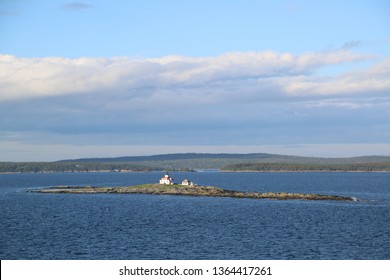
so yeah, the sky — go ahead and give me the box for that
[0,0,390,161]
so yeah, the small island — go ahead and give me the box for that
[31,174,354,201]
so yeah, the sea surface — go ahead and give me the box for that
[0,171,389,260]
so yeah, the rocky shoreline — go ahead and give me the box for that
[31,184,355,201]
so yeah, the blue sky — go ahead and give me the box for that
[1,0,390,161]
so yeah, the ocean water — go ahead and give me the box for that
[0,171,389,260]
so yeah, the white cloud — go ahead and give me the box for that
[283,57,390,96]
[0,50,380,104]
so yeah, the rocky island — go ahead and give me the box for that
[31,183,355,201]
[30,173,355,201]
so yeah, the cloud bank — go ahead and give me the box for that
[0,50,381,103]
[1,50,389,160]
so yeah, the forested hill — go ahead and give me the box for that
[1,153,390,173]
[220,162,390,172]
[58,153,287,163]
[58,153,390,170]
[59,153,390,164]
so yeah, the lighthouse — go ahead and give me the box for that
[159,173,174,185]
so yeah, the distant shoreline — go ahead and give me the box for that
[2,153,390,173]
[221,170,390,173]
[2,169,390,174]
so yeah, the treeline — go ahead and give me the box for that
[221,162,390,172]
[2,160,390,173]
[59,153,390,170]
[0,162,162,173]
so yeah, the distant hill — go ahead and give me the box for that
[58,153,284,162]
[58,153,390,170]
[221,162,390,172]
[2,153,390,173]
